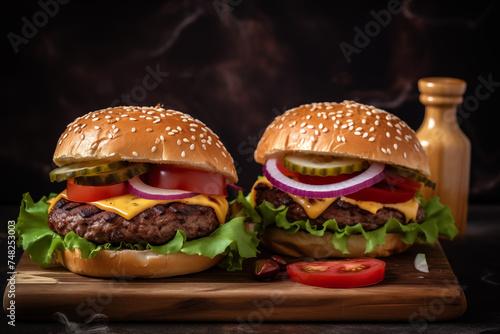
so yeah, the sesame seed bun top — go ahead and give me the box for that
[254,101,430,176]
[53,105,238,184]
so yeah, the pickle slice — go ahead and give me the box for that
[49,161,129,182]
[283,154,368,176]
[73,163,151,186]
[386,165,436,189]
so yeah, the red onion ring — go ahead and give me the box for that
[263,158,385,199]
[227,184,245,192]
[127,176,198,200]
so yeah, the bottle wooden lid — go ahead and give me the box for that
[418,77,466,106]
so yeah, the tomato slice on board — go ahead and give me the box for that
[287,258,386,288]
[147,165,227,196]
[66,179,129,202]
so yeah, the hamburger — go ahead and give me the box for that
[16,105,258,278]
[241,101,457,258]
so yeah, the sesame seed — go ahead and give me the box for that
[387,122,393,127]
[354,131,361,136]
[322,127,329,133]
[381,148,387,154]
[151,146,157,152]
[129,118,137,121]
[177,139,182,145]
[146,128,153,132]
[319,123,324,129]
[153,119,161,124]
[131,127,136,132]
[307,125,314,129]
[395,136,402,141]
[300,122,306,127]
[374,120,380,126]
[190,144,195,150]
[404,152,407,158]
[183,138,190,143]
[362,132,368,138]
[181,151,186,158]
[386,132,391,138]
[190,128,196,132]
[94,126,100,130]
[221,151,227,158]
[337,136,341,142]
[133,151,138,156]
[300,129,306,134]
[387,148,392,154]
[394,143,398,150]
[369,137,375,142]
[108,134,113,139]
[160,135,165,141]
[202,144,207,150]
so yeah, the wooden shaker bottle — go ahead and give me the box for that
[416,77,471,237]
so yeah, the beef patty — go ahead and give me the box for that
[253,183,425,231]
[48,198,220,245]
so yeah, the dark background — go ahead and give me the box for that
[3,0,499,205]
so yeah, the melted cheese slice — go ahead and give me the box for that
[251,177,419,222]
[48,190,229,224]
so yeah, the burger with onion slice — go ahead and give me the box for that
[16,105,258,278]
[239,101,457,258]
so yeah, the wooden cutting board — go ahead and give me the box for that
[3,241,466,322]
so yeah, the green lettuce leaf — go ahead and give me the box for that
[16,193,259,271]
[234,191,458,254]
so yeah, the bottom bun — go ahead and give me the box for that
[259,227,413,258]
[57,248,224,278]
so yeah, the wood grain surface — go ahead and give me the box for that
[3,241,466,322]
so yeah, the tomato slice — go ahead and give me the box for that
[147,165,227,196]
[66,179,129,202]
[346,172,421,204]
[287,258,386,288]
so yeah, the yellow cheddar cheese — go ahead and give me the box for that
[48,190,228,224]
